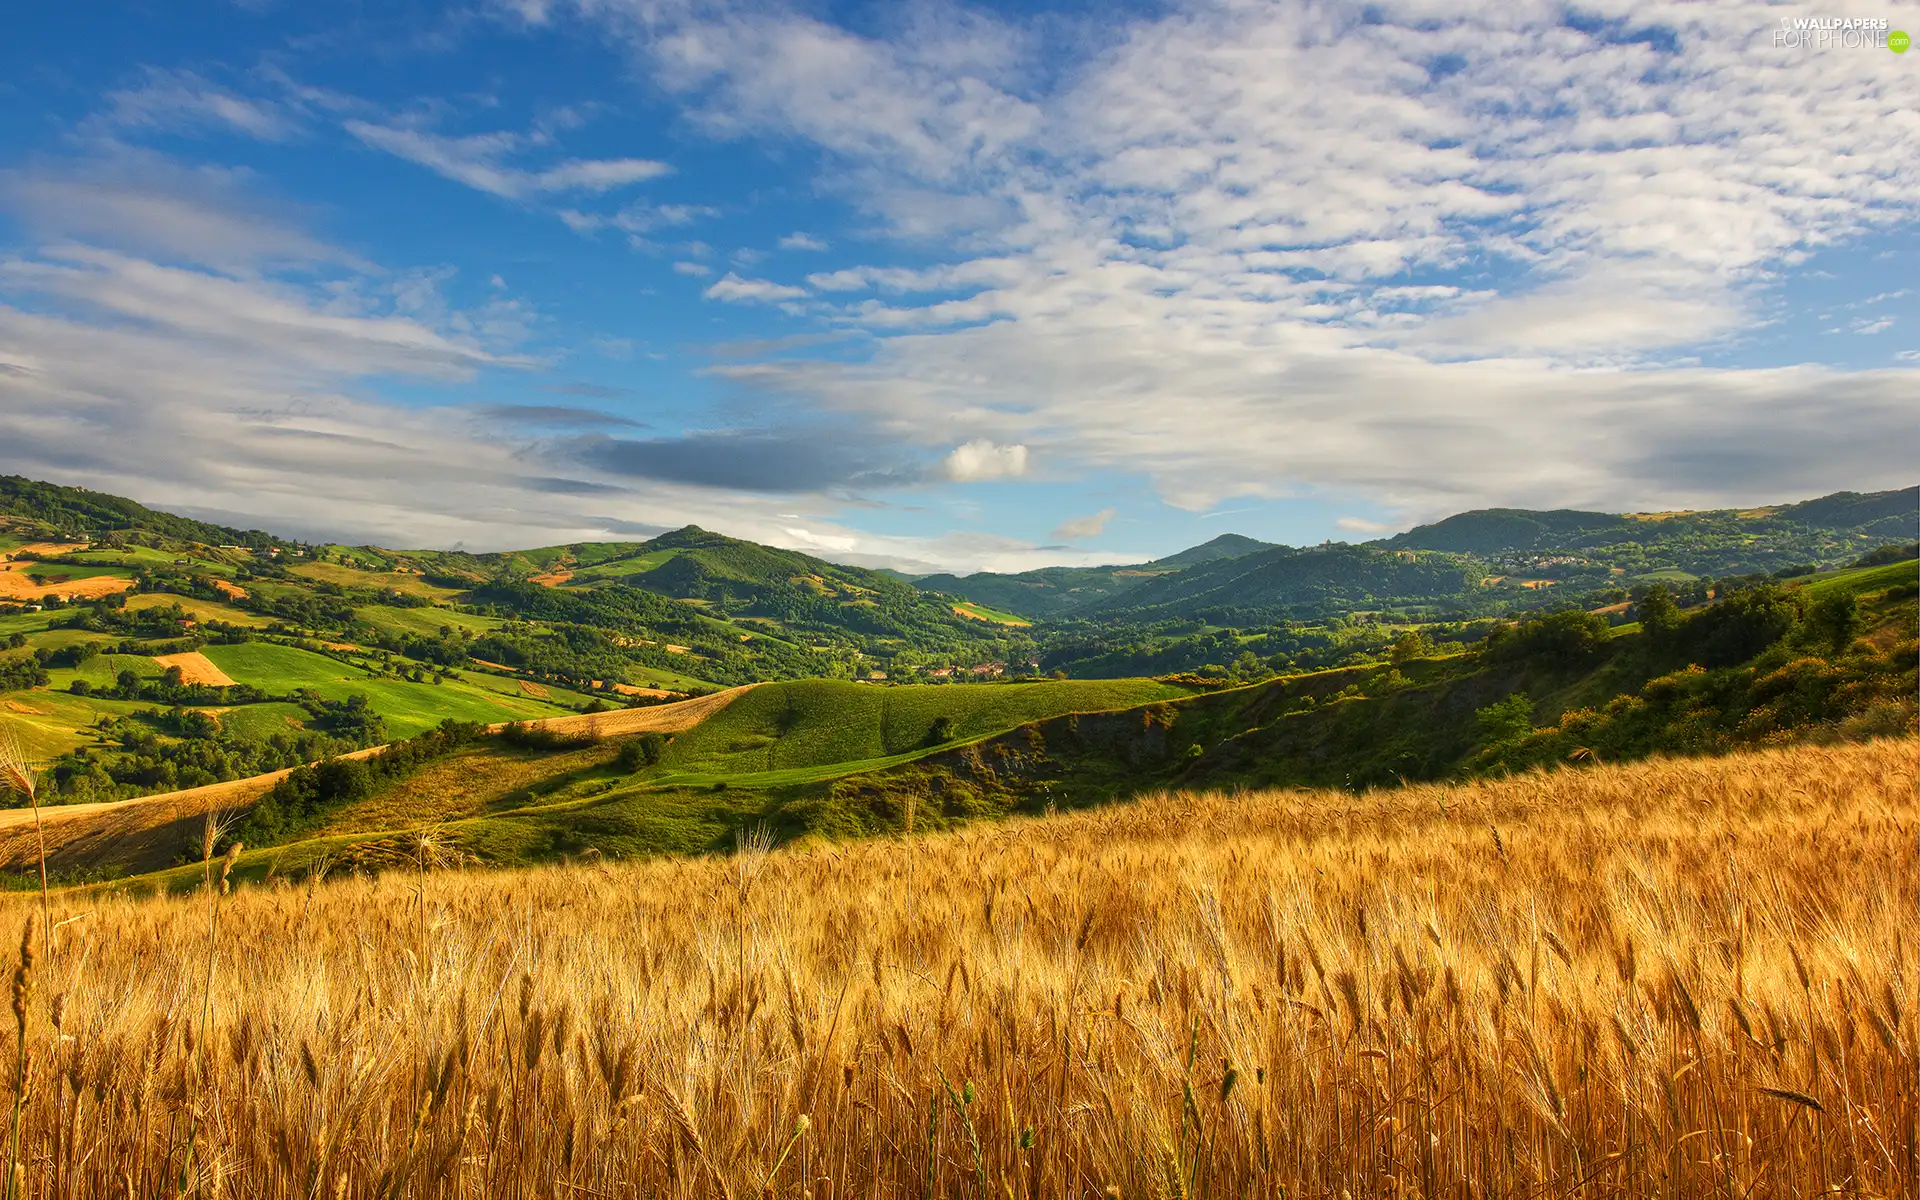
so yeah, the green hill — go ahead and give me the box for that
[912,533,1278,619]
[1379,486,1918,577]
[1079,543,1484,622]
[0,475,283,549]
[1381,509,1627,556]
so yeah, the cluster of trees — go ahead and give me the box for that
[233,720,489,847]
[1485,582,1912,769]
[0,657,48,691]
[55,598,198,640]
[28,719,370,805]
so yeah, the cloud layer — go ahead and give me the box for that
[583,0,1920,520]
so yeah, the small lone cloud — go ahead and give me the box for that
[1852,316,1894,335]
[942,440,1029,482]
[1336,515,1395,534]
[672,261,711,276]
[704,274,808,304]
[779,232,829,251]
[1051,508,1116,541]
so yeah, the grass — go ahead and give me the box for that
[650,678,1190,776]
[351,604,504,638]
[0,612,57,639]
[1795,558,1917,600]
[200,643,579,738]
[288,562,467,601]
[207,702,314,740]
[566,547,683,579]
[7,737,1914,1195]
[0,690,153,760]
[123,593,271,627]
[950,600,1033,626]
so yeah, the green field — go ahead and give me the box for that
[125,593,270,627]
[650,678,1190,777]
[209,701,314,740]
[1795,559,1917,600]
[0,689,156,759]
[201,643,578,737]
[289,563,467,601]
[566,548,682,580]
[353,604,505,638]
[44,652,165,691]
[950,600,1032,627]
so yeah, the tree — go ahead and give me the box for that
[1475,693,1534,746]
[1634,586,1682,644]
[1799,592,1859,655]
[1389,631,1434,665]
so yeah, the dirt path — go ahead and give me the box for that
[0,686,756,864]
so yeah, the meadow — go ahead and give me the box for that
[1,736,1912,1196]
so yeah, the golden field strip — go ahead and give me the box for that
[2,738,1915,1197]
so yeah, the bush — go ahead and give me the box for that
[614,734,665,772]
[1475,694,1534,747]
[1484,610,1610,666]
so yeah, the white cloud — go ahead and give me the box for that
[566,0,1920,520]
[0,151,346,271]
[672,261,712,276]
[345,121,670,200]
[1051,507,1115,540]
[94,68,299,141]
[703,273,808,303]
[1336,516,1395,534]
[1852,316,1894,335]
[780,232,830,251]
[941,440,1028,482]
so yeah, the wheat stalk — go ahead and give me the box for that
[0,730,46,967]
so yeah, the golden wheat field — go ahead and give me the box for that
[3,738,1917,1198]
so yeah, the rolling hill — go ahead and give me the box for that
[909,532,1278,619]
[1379,485,1918,577]
[7,552,1909,891]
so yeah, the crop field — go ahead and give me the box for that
[0,737,1910,1196]
[199,643,577,737]
[951,600,1033,626]
[123,592,272,627]
[149,651,236,687]
[0,562,135,601]
[0,688,151,759]
[289,562,467,601]
[352,604,505,638]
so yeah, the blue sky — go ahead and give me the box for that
[0,0,1914,572]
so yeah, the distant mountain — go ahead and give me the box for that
[407,524,998,644]
[1075,543,1483,622]
[912,533,1277,619]
[1377,486,1917,578]
[1775,487,1918,539]
[1379,509,1628,556]
[1148,533,1276,569]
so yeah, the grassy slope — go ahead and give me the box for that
[288,563,466,601]
[200,642,578,737]
[351,605,505,638]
